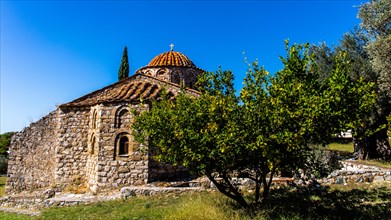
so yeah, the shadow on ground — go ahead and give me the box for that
[262,185,391,219]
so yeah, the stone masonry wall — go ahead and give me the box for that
[87,102,149,192]
[85,101,193,192]
[6,110,58,194]
[136,66,202,90]
[55,107,90,187]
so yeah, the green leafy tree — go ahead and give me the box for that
[118,46,130,81]
[0,132,16,156]
[240,42,375,203]
[133,68,251,206]
[359,0,391,158]
[133,43,376,208]
[310,2,391,159]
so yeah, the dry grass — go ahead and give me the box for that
[0,182,390,220]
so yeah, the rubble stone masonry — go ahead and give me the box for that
[6,111,58,194]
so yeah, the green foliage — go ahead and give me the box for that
[134,68,250,206]
[359,0,391,101]
[303,145,342,179]
[118,46,129,81]
[358,0,391,160]
[133,42,376,208]
[359,0,391,37]
[0,156,8,175]
[310,26,390,160]
[0,132,16,156]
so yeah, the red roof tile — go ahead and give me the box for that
[60,74,199,108]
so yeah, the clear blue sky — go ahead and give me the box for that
[1,0,364,133]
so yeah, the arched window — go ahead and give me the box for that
[92,110,98,129]
[115,107,130,128]
[119,136,129,156]
[114,133,131,160]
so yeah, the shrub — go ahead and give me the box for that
[0,156,8,175]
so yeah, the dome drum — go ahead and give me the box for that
[135,50,203,90]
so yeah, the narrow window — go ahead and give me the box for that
[119,136,129,156]
[91,135,96,155]
[92,110,98,129]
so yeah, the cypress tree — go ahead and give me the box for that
[118,46,129,81]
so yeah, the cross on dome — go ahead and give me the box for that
[169,43,174,51]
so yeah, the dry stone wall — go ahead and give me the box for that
[6,111,58,194]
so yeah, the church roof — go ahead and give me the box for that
[60,74,199,108]
[147,51,196,68]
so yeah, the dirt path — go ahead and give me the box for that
[0,206,41,216]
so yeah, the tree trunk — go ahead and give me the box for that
[259,168,275,205]
[368,127,391,160]
[205,172,249,208]
[354,115,391,160]
[254,172,260,203]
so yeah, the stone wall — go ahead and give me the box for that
[88,102,149,192]
[320,161,391,184]
[136,67,202,90]
[6,110,58,194]
[148,155,190,182]
[55,107,90,187]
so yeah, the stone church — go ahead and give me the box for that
[6,49,203,194]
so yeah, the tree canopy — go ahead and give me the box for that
[309,0,391,160]
[359,0,391,107]
[118,46,130,81]
[133,42,376,207]
[0,132,16,156]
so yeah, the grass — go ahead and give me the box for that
[0,182,390,220]
[327,140,354,153]
[353,160,391,169]
[327,140,391,168]
[0,176,6,197]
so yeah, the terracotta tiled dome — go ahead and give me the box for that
[147,51,196,68]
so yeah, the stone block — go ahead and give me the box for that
[132,155,141,161]
[118,167,130,173]
[373,176,385,182]
[335,177,345,185]
[97,172,107,176]
[134,180,144,186]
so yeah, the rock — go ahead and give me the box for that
[373,176,384,182]
[43,189,56,199]
[120,188,136,199]
[335,177,345,185]
[118,167,130,173]
[134,180,144,186]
